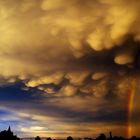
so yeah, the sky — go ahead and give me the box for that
[0,0,140,138]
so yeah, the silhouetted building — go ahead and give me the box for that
[109,132,112,139]
[0,126,20,140]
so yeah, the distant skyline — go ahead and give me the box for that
[0,0,140,138]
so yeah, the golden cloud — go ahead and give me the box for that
[0,0,140,96]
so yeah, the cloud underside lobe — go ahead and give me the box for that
[0,0,140,137]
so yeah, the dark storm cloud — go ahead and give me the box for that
[0,91,127,125]
[0,0,140,99]
[0,81,42,102]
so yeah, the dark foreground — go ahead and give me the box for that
[0,126,140,140]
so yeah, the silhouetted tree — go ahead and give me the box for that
[112,136,125,140]
[84,137,93,140]
[35,136,41,140]
[67,136,74,140]
[47,137,52,140]
[96,133,106,140]
[131,136,137,140]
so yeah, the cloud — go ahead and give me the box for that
[65,71,89,86]
[58,84,77,96]
[0,92,128,137]
[0,0,140,87]
[26,72,64,87]
[0,0,140,137]
[92,72,107,80]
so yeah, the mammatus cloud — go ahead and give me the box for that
[0,0,140,78]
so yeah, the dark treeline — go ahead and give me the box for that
[0,126,140,140]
